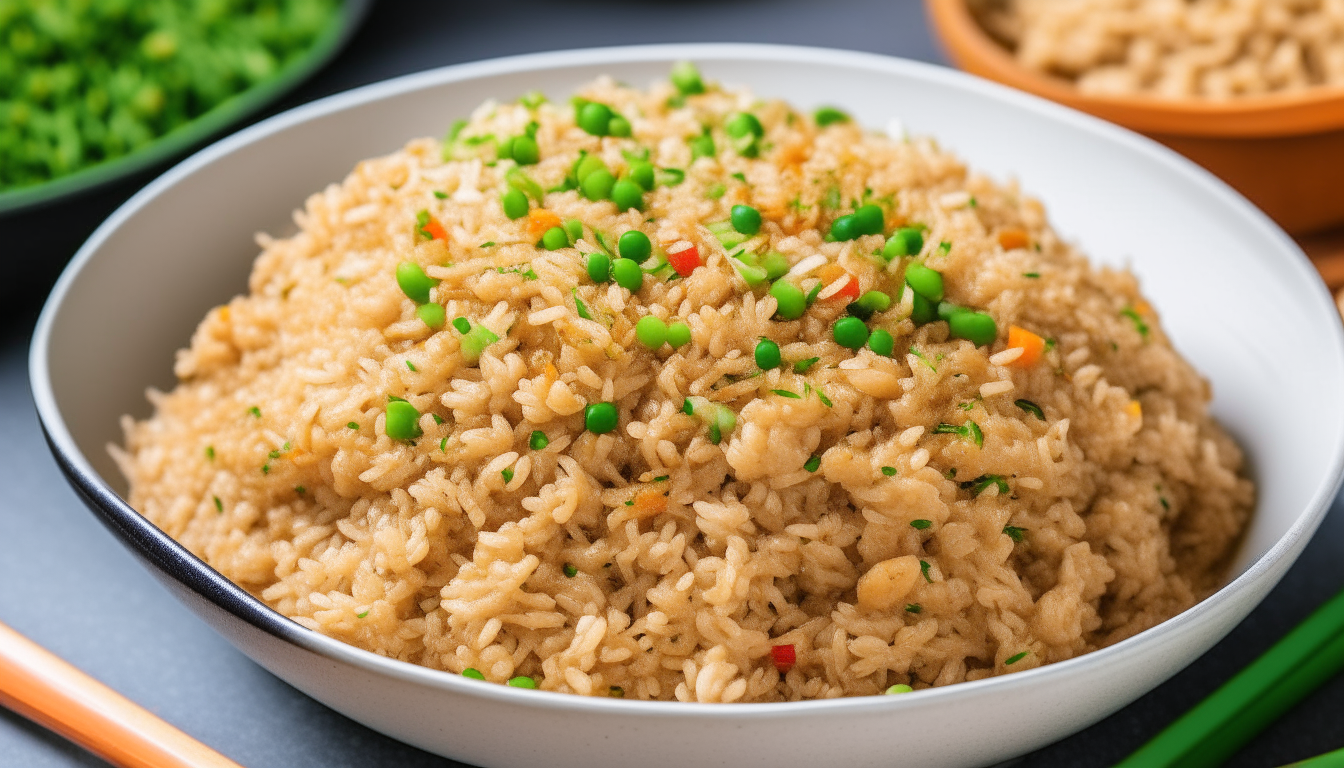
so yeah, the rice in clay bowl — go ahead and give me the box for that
[30,45,1344,768]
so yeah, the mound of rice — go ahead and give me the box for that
[117,69,1254,702]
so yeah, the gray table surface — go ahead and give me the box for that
[3,1,1342,766]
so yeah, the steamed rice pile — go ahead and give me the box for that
[117,70,1254,702]
[972,0,1344,99]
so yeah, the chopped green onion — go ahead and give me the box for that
[205,446,215,461]
[501,467,515,484]
[462,668,486,680]
[213,496,223,513]
[1121,306,1150,338]
[1003,526,1027,542]
[910,519,932,530]
[405,360,417,372]
[881,466,897,476]
[919,560,933,583]
[905,603,922,613]
[793,356,820,373]
[417,303,446,329]
[452,316,471,334]
[814,107,850,126]
[1015,399,1045,420]
[507,676,537,689]
[1004,651,1029,666]
[804,455,821,472]
[771,389,802,399]
[609,686,625,698]
[248,406,261,418]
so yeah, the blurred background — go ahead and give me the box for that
[2,1,1342,767]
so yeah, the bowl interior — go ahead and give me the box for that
[39,47,1344,584]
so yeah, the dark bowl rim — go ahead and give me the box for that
[27,42,1344,716]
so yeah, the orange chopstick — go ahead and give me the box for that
[0,620,245,768]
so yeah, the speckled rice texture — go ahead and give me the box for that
[971,0,1344,99]
[116,75,1254,702]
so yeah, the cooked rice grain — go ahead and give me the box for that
[117,74,1253,702]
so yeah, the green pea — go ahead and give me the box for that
[689,133,715,160]
[671,61,705,95]
[565,219,584,243]
[848,290,891,320]
[667,322,692,348]
[578,102,613,136]
[754,338,781,370]
[385,400,423,440]
[885,684,914,695]
[948,310,998,346]
[507,676,538,689]
[628,161,656,191]
[575,153,607,183]
[770,281,806,320]
[829,214,859,242]
[611,178,644,211]
[497,136,515,161]
[396,262,438,304]
[636,315,668,349]
[725,112,764,138]
[911,292,938,325]
[814,107,850,126]
[904,263,944,302]
[586,253,611,283]
[612,258,643,292]
[833,316,870,350]
[607,115,632,137]
[416,302,446,329]
[883,228,924,260]
[618,230,652,262]
[585,402,619,434]
[938,301,967,322]
[510,134,539,165]
[868,328,894,357]
[581,168,616,201]
[541,227,569,251]
[462,668,486,680]
[452,317,472,334]
[501,188,529,220]
[529,430,549,450]
[762,252,790,281]
[852,204,884,236]
[731,204,762,235]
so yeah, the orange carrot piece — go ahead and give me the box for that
[527,209,562,238]
[817,264,860,301]
[1007,325,1045,368]
[633,489,668,515]
[424,217,448,241]
[998,228,1030,251]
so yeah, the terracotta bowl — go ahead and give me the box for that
[926,0,1344,235]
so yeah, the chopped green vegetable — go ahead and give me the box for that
[1003,526,1027,542]
[356,610,369,619]
[563,563,578,577]
[501,467,515,484]
[848,290,892,320]
[905,603,922,614]
[452,317,472,334]
[585,402,619,434]
[347,422,359,430]
[705,183,726,199]
[885,684,914,695]
[636,315,669,349]
[248,406,262,418]
[881,466,897,476]
[433,190,448,199]
[205,446,215,461]
[965,474,1009,495]
[1023,272,1040,278]
[910,519,932,530]
[814,107,850,126]
[530,430,549,451]
[461,668,486,680]
[1121,306,1150,338]
[725,112,764,157]
[1004,651,1029,666]
[804,455,821,472]
[910,292,938,325]
[793,356,820,374]
[458,322,500,362]
[671,61,706,95]
[608,686,625,698]
[385,400,422,441]
[1015,399,1045,420]
[417,303,446,329]
[506,167,545,203]
[755,338,782,370]
[771,389,802,399]
[213,496,223,513]
[833,317,870,350]
[405,360,417,372]
[920,560,933,583]
[761,252,790,281]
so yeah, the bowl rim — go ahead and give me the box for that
[0,0,372,216]
[925,0,1344,138]
[28,42,1344,718]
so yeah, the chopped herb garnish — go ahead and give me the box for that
[248,406,261,418]
[502,467,515,484]
[268,449,281,459]
[968,196,977,208]
[919,560,933,583]
[261,464,270,475]
[881,466,897,476]
[205,446,215,461]
[573,289,592,320]
[793,357,820,374]
[1121,306,1150,338]
[934,420,983,447]
[1003,526,1027,542]
[530,430,549,450]
[681,398,694,415]
[967,421,983,447]
[295,486,305,495]
[905,603,922,614]
[653,475,670,482]
[439,437,448,452]
[1023,272,1040,278]
[563,563,578,577]
[432,414,444,425]
[957,401,975,411]
[357,610,369,619]
[908,346,936,372]
[938,241,951,255]
[1160,497,1170,510]
[731,172,747,183]
[213,496,223,513]
[1015,399,1045,421]
[945,468,957,479]
[962,474,1009,496]
[433,190,448,199]
[910,519,932,530]
[406,360,417,372]
[804,455,821,472]
[1005,651,1029,666]
[823,186,841,210]
[771,389,802,399]
[347,422,359,430]
[816,390,833,408]
[479,241,495,248]
[609,686,625,698]
[624,499,634,506]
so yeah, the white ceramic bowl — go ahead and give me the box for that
[30,44,1344,768]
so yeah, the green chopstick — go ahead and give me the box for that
[1280,747,1344,768]
[1115,585,1344,768]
